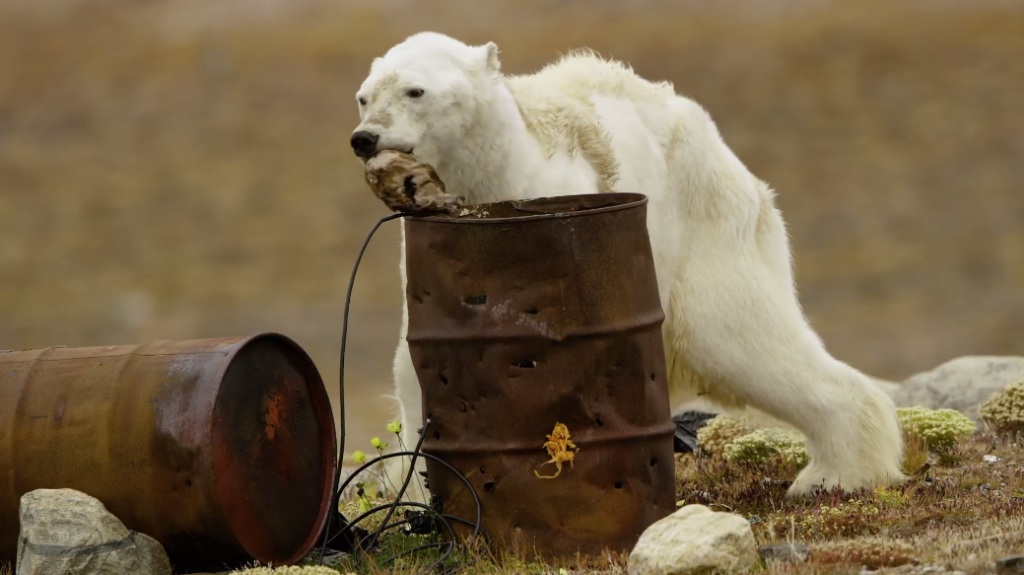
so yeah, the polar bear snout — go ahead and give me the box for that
[351,130,380,158]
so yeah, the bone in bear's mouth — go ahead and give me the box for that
[362,150,464,217]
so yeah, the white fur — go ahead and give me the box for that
[353,32,907,500]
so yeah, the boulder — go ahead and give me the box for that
[890,356,1024,422]
[17,488,171,575]
[628,504,757,575]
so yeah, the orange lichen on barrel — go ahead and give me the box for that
[534,422,578,479]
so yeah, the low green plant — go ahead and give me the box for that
[723,428,808,467]
[896,407,976,450]
[230,565,344,574]
[979,381,1024,436]
[695,415,757,456]
[872,486,910,510]
[782,499,882,539]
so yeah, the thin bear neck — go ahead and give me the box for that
[432,80,539,206]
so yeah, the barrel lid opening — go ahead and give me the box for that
[409,192,649,224]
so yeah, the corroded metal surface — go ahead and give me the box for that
[404,193,676,560]
[0,333,337,572]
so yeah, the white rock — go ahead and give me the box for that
[628,504,757,575]
[891,356,1024,422]
[17,488,171,575]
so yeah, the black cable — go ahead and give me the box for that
[363,417,433,551]
[331,450,483,549]
[319,212,404,565]
[316,212,487,575]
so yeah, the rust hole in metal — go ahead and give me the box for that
[650,458,657,467]
[615,482,624,489]
[524,308,538,315]
[484,481,496,492]
[513,360,536,369]
[479,466,486,474]
[459,401,467,413]
[651,373,656,381]
[186,480,193,487]
[434,431,440,440]
[440,374,448,385]
[464,294,487,305]
[596,415,604,427]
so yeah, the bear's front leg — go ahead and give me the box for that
[664,260,907,498]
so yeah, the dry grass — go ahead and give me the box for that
[301,432,1022,575]
[1,0,1023,453]
[677,431,1024,575]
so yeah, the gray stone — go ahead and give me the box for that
[759,542,810,563]
[997,556,1024,574]
[628,504,757,575]
[889,356,1024,422]
[17,488,172,575]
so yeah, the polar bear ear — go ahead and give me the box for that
[481,41,501,74]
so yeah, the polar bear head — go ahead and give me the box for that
[350,32,501,166]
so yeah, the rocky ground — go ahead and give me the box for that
[235,429,1024,575]
[8,376,1024,575]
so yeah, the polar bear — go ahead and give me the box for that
[350,31,907,499]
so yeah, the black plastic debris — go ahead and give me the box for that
[317,510,371,553]
[672,410,719,453]
[404,495,444,535]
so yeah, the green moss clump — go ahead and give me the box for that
[979,381,1024,436]
[723,428,808,467]
[896,406,976,450]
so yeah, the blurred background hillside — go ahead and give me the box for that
[2,0,1022,456]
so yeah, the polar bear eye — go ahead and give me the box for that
[358,97,367,106]
[406,88,425,98]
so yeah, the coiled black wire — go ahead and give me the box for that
[316,213,488,574]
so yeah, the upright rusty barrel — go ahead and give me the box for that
[0,333,338,572]
[404,193,676,560]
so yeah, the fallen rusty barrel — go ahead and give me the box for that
[0,333,338,572]
[404,192,676,560]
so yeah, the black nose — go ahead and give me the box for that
[350,130,379,158]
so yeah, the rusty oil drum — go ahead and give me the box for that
[404,193,676,560]
[0,333,337,571]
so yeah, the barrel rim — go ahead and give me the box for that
[207,331,338,567]
[405,192,649,225]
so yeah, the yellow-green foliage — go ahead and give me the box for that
[231,566,345,575]
[793,500,881,538]
[897,407,976,450]
[702,406,975,472]
[979,381,1024,436]
[873,486,910,510]
[723,428,808,467]
[695,415,757,456]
